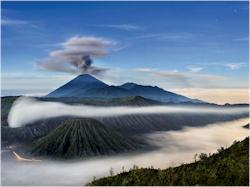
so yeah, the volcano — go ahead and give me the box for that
[46,74,202,103]
[31,118,145,158]
[47,74,108,97]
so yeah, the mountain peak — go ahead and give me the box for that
[120,82,139,90]
[74,74,100,83]
[46,74,108,97]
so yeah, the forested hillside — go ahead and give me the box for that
[89,137,249,186]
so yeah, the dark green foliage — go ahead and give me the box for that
[89,137,249,186]
[31,118,145,159]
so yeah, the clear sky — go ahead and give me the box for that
[1,1,249,104]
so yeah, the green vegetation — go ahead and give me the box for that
[89,137,249,186]
[31,118,145,159]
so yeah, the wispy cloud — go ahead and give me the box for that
[233,37,249,42]
[2,18,38,28]
[226,63,247,70]
[187,66,204,73]
[192,62,248,70]
[134,68,227,88]
[132,32,195,41]
[89,24,144,31]
[154,70,225,83]
[134,68,157,72]
[2,18,28,26]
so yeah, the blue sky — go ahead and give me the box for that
[1,1,249,103]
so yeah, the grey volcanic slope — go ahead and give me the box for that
[31,118,145,158]
[1,117,69,145]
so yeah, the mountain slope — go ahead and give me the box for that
[1,117,69,144]
[84,86,131,98]
[47,74,108,97]
[31,118,145,158]
[98,112,248,135]
[39,95,162,106]
[119,82,200,103]
[89,137,249,186]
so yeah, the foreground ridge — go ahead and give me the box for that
[88,137,249,186]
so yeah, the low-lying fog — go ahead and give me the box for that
[2,118,249,186]
[8,97,249,128]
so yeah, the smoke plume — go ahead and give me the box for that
[37,36,115,75]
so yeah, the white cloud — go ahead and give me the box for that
[90,24,144,31]
[132,32,194,41]
[102,24,144,31]
[226,63,247,70]
[134,68,155,72]
[187,66,204,73]
[233,37,249,42]
[1,18,37,28]
[192,62,248,70]
[2,19,28,26]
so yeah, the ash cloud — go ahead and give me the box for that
[37,36,115,75]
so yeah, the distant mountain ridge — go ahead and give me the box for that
[46,74,202,103]
[119,82,196,103]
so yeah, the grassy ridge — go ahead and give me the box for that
[89,137,249,186]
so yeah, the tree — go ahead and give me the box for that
[133,165,139,170]
[194,153,198,162]
[199,153,208,160]
[217,147,225,153]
